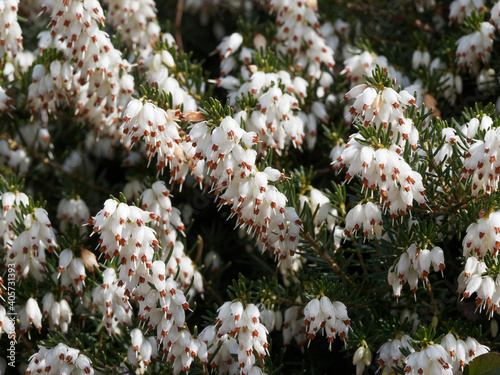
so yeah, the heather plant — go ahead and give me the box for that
[3,0,500,374]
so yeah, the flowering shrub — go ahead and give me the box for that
[4,0,500,374]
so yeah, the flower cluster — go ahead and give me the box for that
[283,305,306,349]
[258,306,282,333]
[19,298,42,335]
[212,25,333,151]
[462,116,500,196]
[352,342,372,375]
[303,296,350,349]
[299,188,337,231]
[127,329,159,370]
[187,116,302,265]
[140,181,204,296]
[344,202,383,240]
[7,207,57,282]
[57,197,90,232]
[201,302,268,374]
[344,84,418,148]
[458,257,499,316]
[0,139,30,173]
[138,261,190,349]
[92,268,133,334]
[403,343,451,374]
[140,180,184,245]
[0,189,29,249]
[268,0,335,78]
[376,334,413,372]
[0,305,15,339]
[164,330,207,375]
[432,127,463,166]
[26,343,94,375]
[342,51,406,87]
[388,244,445,299]
[37,0,134,135]
[121,100,182,172]
[0,0,23,60]
[41,293,72,333]
[449,0,485,24]
[164,241,204,297]
[336,135,426,218]
[226,71,306,152]
[89,199,158,291]
[442,333,489,372]
[142,46,198,112]
[27,60,73,117]
[57,248,90,297]
[462,210,500,259]
[15,123,51,152]
[106,0,160,59]
[90,196,206,370]
[456,22,494,73]
[377,332,488,375]
[5,0,500,373]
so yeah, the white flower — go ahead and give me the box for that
[57,197,90,232]
[376,334,413,372]
[216,33,244,60]
[389,244,445,299]
[0,86,12,113]
[283,305,306,348]
[121,100,183,173]
[345,202,383,240]
[26,343,94,375]
[0,0,23,60]
[42,293,72,333]
[92,268,132,335]
[344,84,418,148]
[8,208,57,282]
[304,296,350,349]
[302,188,337,232]
[269,0,334,78]
[353,343,372,375]
[0,306,15,339]
[127,330,158,369]
[106,0,159,60]
[342,50,408,86]
[449,0,485,24]
[462,210,500,260]
[459,254,500,316]
[37,0,134,134]
[336,134,426,218]
[204,302,269,374]
[142,49,198,113]
[19,298,42,335]
[187,116,302,266]
[456,22,494,74]
[403,343,451,374]
[462,119,500,196]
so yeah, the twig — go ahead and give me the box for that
[302,231,353,285]
[355,246,368,274]
[202,275,224,305]
[426,282,440,320]
[175,0,185,51]
[194,235,204,264]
